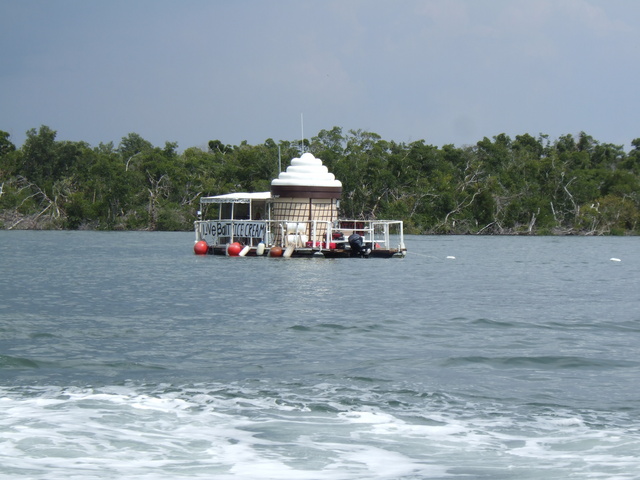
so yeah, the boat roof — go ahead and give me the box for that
[200,191,272,204]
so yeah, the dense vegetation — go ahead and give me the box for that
[1,125,639,234]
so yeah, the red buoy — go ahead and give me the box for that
[227,242,242,256]
[269,246,283,257]
[194,240,208,255]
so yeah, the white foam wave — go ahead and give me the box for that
[1,384,639,479]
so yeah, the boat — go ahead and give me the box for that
[193,152,406,258]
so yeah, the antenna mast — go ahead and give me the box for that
[278,145,282,173]
[300,113,305,152]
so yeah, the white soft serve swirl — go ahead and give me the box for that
[271,152,342,187]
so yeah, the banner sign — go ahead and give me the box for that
[198,221,266,243]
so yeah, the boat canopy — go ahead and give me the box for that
[200,192,272,204]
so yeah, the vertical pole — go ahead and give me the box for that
[301,113,304,152]
[308,198,312,241]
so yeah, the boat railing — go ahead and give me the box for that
[334,219,405,253]
[262,219,405,252]
[195,218,405,254]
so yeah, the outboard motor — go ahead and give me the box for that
[348,233,371,258]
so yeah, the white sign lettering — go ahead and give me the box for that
[199,221,266,243]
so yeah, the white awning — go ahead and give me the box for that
[199,192,272,204]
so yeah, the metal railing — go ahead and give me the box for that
[195,218,405,254]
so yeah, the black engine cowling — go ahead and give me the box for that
[348,233,370,257]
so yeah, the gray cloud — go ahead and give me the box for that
[1,0,639,150]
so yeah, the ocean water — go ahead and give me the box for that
[1,231,639,479]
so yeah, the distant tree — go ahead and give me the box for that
[621,138,640,173]
[2,125,640,234]
[0,130,16,157]
[310,126,345,169]
[21,125,58,184]
[208,139,232,154]
[118,132,153,166]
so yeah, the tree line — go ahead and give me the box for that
[1,125,639,234]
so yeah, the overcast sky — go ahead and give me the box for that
[1,0,639,151]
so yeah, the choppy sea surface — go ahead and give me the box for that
[1,231,639,479]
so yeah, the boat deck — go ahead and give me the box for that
[196,218,406,258]
[209,245,405,258]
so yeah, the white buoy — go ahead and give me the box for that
[283,244,295,258]
[256,242,266,256]
[239,245,251,257]
[610,257,621,262]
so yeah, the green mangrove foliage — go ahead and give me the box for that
[1,126,639,234]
